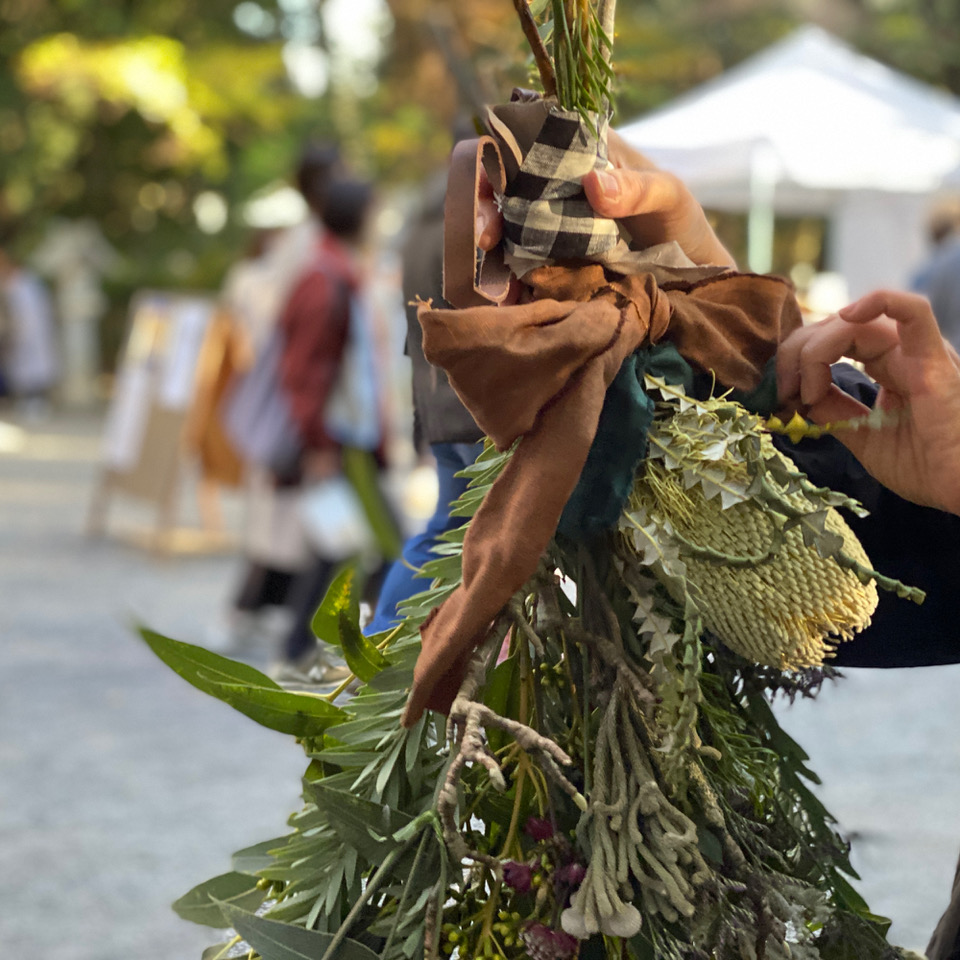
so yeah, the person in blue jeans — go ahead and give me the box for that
[365,440,483,635]
[364,170,487,636]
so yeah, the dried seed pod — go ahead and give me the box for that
[626,400,878,670]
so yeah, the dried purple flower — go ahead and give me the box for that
[524,816,554,842]
[556,862,587,887]
[502,860,533,894]
[520,922,579,960]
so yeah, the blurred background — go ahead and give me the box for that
[3,1,960,957]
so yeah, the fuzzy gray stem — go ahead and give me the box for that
[597,0,616,61]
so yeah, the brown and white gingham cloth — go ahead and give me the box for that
[500,107,622,263]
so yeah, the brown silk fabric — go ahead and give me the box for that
[400,264,802,726]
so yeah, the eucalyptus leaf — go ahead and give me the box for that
[374,735,405,798]
[201,680,349,738]
[418,554,463,581]
[310,746,382,769]
[323,714,400,747]
[140,629,346,735]
[140,627,281,694]
[201,943,237,960]
[306,781,410,863]
[217,901,379,960]
[401,928,422,958]
[232,837,293,875]
[403,714,425,773]
[311,563,361,647]
[339,611,388,682]
[172,872,265,928]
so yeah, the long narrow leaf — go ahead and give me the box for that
[217,902,379,960]
[311,562,361,646]
[141,629,345,735]
[339,611,388,682]
[232,837,292,874]
[208,681,349,737]
[172,872,265,928]
[140,627,282,693]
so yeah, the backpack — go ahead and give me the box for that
[223,258,381,472]
[222,325,302,474]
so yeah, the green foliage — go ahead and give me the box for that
[138,628,347,737]
[146,423,909,959]
[525,0,616,127]
[310,563,363,647]
[217,902,381,960]
[309,560,392,683]
[172,872,266,928]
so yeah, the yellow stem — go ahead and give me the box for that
[209,937,242,960]
[476,870,503,958]
[321,624,404,702]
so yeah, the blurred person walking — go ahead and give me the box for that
[0,246,60,418]
[271,174,402,680]
[911,195,960,352]
[218,144,342,655]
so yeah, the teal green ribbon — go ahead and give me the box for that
[558,348,779,539]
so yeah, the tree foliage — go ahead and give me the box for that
[4,0,960,359]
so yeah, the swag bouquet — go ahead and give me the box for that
[146,3,925,958]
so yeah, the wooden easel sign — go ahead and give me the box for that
[88,289,231,553]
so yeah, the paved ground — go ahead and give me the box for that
[1,410,958,957]
[0,411,307,960]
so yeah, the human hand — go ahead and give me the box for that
[776,290,960,516]
[581,130,736,267]
[475,130,735,268]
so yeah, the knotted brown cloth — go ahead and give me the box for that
[400,262,803,726]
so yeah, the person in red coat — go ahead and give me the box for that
[273,176,400,679]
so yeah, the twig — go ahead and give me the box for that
[436,621,588,865]
[423,883,441,960]
[512,0,557,97]
[597,0,616,65]
[319,840,409,960]
[577,549,659,708]
[508,595,545,656]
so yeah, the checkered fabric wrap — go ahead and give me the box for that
[501,107,621,262]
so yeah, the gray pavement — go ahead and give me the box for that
[1,411,306,960]
[1,410,958,957]
[773,666,960,952]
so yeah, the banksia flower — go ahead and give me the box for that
[623,388,878,670]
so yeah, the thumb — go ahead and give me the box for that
[582,167,683,223]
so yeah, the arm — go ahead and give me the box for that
[777,289,960,517]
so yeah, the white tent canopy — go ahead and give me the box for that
[617,26,960,293]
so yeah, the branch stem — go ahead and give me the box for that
[512,0,557,97]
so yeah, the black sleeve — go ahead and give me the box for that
[772,363,960,668]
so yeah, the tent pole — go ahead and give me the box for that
[748,144,779,274]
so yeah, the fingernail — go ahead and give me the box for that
[596,169,619,199]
